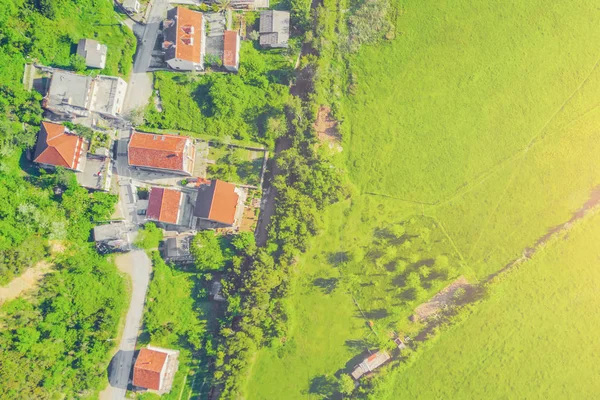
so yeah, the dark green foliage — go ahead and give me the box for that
[191,231,232,272]
[135,222,163,250]
[145,43,292,148]
[0,248,127,398]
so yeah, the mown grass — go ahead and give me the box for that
[372,211,600,399]
[246,0,600,397]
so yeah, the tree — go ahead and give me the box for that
[338,375,355,396]
[69,54,87,73]
[191,231,225,271]
[135,223,163,250]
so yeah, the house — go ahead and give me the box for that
[93,223,134,253]
[223,30,240,72]
[163,7,206,71]
[33,121,87,172]
[128,131,196,176]
[193,179,243,228]
[259,10,290,48]
[43,69,127,119]
[350,351,391,380]
[163,234,195,264]
[76,39,107,69]
[133,346,180,394]
[146,188,185,225]
[122,0,141,13]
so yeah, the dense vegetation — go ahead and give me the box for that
[1,0,135,77]
[0,248,127,398]
[370,211,600,398]
[144,43,293,148]
[0,1,133,397]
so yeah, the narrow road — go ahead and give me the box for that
[100,250,152,400]
[123,0,169,114]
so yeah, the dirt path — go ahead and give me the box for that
[0,261,53,304]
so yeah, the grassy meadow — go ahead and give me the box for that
[246,0,600,397]
[371,211,600,399]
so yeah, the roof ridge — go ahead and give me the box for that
[207,180,218,219]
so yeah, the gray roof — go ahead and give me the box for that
[163,7,178,61]
[350,351,391,380]
[77,39,107,69]
[259,10,290,46]
[165,236,193,258]
[93,223,132,242]
[46,70,93,114]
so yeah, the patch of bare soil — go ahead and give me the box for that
[315,106,342,152]
[0,261,53,304]
[412,276,471,321]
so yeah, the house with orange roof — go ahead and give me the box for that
[163,7,206,71]
[133,346,179,394]
[33,121,87,172]
[193,179,245,229]
[223,30,240,72]
[128,131,196,176]
[146,187,186,226]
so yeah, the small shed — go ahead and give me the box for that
[133,346,180,394]
[93,223,134,253]
[259,10,290,48]
[350,351,391,380]
[123,0,141,13]
[163,235,195,264]
[77,39,108,69]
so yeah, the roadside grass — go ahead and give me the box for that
[372,211,600,399]
[246,0,600,397]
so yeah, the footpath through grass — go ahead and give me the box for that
[246,0,600,397]
[372,210,600,399]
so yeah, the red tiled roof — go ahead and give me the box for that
[133,348,168,390]
[128,131,193,173]
[223,31,239,68]
[147,187,182,224]
[34,121,85,170]
[175,7,202,63]
[193,180,239,225]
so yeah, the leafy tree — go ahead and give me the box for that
[191,231,227,271]
[338,374,355,395]
[135,223,163,250]
[69,54,87,73]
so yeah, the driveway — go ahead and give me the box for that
[100,250,152,400]
[123,0,170,114]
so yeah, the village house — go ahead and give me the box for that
[350,351,391,380]
[223,30,241,72]
[259,10,290,48]
[33,121,87,172]
[33,121,113,191]
[43,69,127,120]
[163,7,206,71]
[192,179,244,229]
[133,346,180,394]
[145,187,196,229]
[93,223,134,253]
[127,131,196,176]
[76,39,107,69]
[162,234,195,264]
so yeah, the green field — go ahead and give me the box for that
[371,211,600,399]
[246,0,600,398]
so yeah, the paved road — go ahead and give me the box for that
[100,251,152,400]
[123,0,169,114]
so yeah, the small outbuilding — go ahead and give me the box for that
[122,0,141,13]
[133,346,180,394]
[350,351,391,380]
[93,223,134,253]
[76,39,108,69]
[163,234,195,264]
[259,10,290,48]
[223,30,240,72]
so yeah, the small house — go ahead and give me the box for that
[223,30,240,72]
[163,7,206,71]
[193,179,244,229]
[93,223,134,253]
[133,346,180,394]
[123,0,141,13]
[76,39,108,69]
[127,131,196,176]
[259,10,290,48]
[350,351,391,380]
[163,234,195,264]
[33,121,87,172]
[146,187,187,226]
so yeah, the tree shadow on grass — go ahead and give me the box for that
[313,277,338,294]
[327,251,350,266]
[362,308,389,320]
